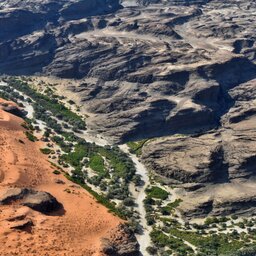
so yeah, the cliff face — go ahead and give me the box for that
[142,78,256,218]
[0,0,121,13]
[135,0,211,5]
[0,0,121,39]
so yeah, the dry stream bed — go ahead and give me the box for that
[1,77,256,256]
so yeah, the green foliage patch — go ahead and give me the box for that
[170,228,248,255]
[25,131,37,142]
[40,148,53,155]
[127,139,148,156]
[89,154,106,175]
[6,77,86,130]
[161,199,183,215]
[146,186,169,200]
[65,174,127,219]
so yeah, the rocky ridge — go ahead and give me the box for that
[142,78,256,218]
[1,0,254,143]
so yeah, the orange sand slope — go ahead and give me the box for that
[0,99,122,256]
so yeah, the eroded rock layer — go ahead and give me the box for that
[142,79,256,218]
[0,0,256,218]
[2,0,255,142]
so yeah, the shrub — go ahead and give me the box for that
[146,215,156,226]
[127,139,148,156]
[25,131,37,142]
[146,246,158,255]
[123,197,135,207]
[40,148,53,155]
[53,170,61,175]
[146,186,169,200]
[231,215,238,220]
[66,174,127,219]
[89,154,106,175]
[132,174,143,186]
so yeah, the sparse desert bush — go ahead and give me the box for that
[146,186,169,200]
[25,131,37,142]
[40,148,53,155]
[123,197,135,207]
[146,246,158,255]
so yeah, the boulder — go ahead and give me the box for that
[0,187,62,214]
[22,191,62,214]
[0,188,29,204]
[102,224,140,256]
[0,102,25,117]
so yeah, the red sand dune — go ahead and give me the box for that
[0,99,122,256]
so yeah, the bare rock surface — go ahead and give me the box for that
[142,79,256,218]
[1,0,254,142]
[0,187,63,214]
[0,101,25,117]
[102,224,140,256]
[0,104,25,117]
[0,0,256,219]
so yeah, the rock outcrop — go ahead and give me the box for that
[0,0,255,142]
[0,187,63,214]
[102,224,140,256]
[0,102,25,117]
[142,78,256,218]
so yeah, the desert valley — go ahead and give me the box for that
[0,0,256,255]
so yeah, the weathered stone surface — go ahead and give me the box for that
[0,0,255,142]
[0,188,29,205]
[0,103,25,117]
[22,191,62,214]
[142,79,256,218]
[0,188,62,214]
[102,224,140,256]
[10,219,34,232]
[54,179,65,185]
[0,0,256,219]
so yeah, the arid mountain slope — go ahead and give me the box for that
[142,79,256,217]
[0,0,255,142]
[0,0,256,219]
[0,99,138,256]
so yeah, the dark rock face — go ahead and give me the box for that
[10,219,34,233]
[61,0,122,20]
[142,78,256,218]
[22,191,62,214]
[0,10,45,41]
[0,0,121,75]
[0,187,29,204]
[122,0,209,6]
[0,188,62,214]
[183,195,256,219]
[0,103,25,117]
[102,224,140,256]
[0,0,121,16]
